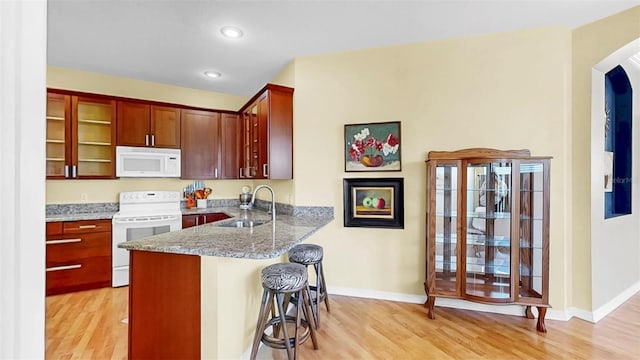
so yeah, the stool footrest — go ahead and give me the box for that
[262,316,311,349]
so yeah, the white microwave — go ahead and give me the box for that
[116,146,181,178]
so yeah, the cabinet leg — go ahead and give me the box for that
[426,296,436,320]
[525,306,534,319]
[536,307,547,333]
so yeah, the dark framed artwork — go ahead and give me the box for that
[344,121,401,172]
[343,178,404,228]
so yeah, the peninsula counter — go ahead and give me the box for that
[118,207,333,359]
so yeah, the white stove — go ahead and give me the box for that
[112,191,182,287]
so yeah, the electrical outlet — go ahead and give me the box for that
[80,193,88,202]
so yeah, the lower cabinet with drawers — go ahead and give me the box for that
[45,219,112,296]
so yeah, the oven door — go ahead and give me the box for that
[112,214,182,287]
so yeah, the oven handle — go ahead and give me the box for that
[112,215,181,224]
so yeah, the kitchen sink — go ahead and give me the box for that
[218,220,270,228]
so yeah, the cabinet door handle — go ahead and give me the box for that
[46,264,81,272]
[71,165,77,178]
[145,134,149,146]
[195,217,199,226]
[239,168,245,178]
[201,215,207,225]
[263,164,269,178]
[214,167,218,178]
[46,238,82,245]
[64,165,69,178]
[151,135,155,147]
[78,224,97,229]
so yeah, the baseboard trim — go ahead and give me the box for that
[567,282,640,323]
[328,286,427,304]
[328,286,570,321]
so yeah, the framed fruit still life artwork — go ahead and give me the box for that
[344,121,401,172]
[343,178,404,228]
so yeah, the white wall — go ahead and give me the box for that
[0,0,47,357]
[590,38,640,320]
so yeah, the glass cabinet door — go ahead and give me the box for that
[46,93,69,177]
[432,164,459,294]
[517,160,548,303]
[240,104,258,178]
[74,97,115,178]
[465,161,512,301]
[250,103,259,177]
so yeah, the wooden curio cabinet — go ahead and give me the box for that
[425,148,551,332]
[46,91,116,179]
[239,84,293,179]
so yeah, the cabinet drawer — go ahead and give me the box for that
[46,232,111,266]
[182,213,230,228]
[63,219,111,234]
[46,255,111,296]
[46,222,63,236]
[204,213,230,223]
[182,215,198,229]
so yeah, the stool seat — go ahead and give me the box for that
[288,244,323,265]
[262,263,308,292]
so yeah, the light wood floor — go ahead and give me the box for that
[46,288,640,359]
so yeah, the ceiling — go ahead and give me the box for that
[48,0,640,97]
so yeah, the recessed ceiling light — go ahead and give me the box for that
[204,71,221,79]
[220,26,243,39]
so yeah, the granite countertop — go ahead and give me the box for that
[45,211,118,222]
[118,207,333,259]
[45,204,240,222]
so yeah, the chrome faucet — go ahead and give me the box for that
[250,184,276,224]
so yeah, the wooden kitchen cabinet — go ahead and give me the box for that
[182,213,230,228]
[46,93,71,178]
[46,219,112,295]
[181,109,221,179]
[47,85,291,180]
[220,113,241,179]
[129,251,201,359]
[425,148,551,332]
[117,100,181,148]
[46,90,117,179]
[181,110,240,180]
[239,84,293,179]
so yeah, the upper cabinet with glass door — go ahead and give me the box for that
[241,103,259,178]
[238,84,293,179]
[73,96,116,178]
[425,148,551,332]
[46,93,71,178]
[46,91,117,179]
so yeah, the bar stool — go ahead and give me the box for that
[288,244,330,329]
[250,262,318,360]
